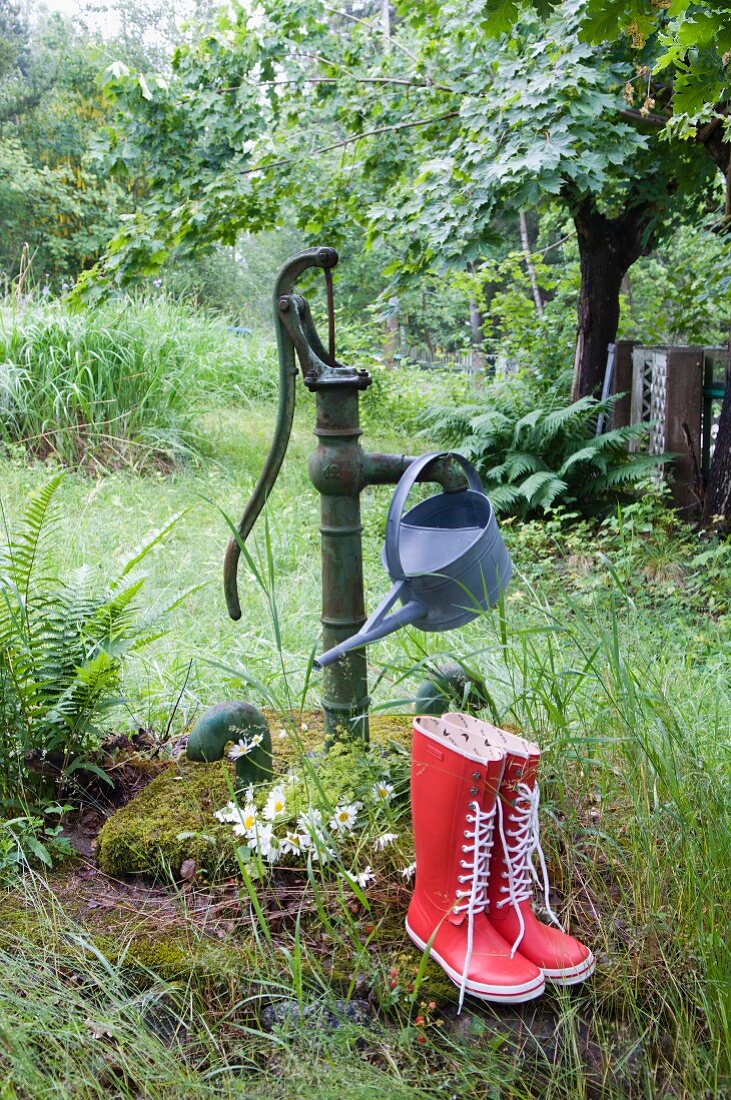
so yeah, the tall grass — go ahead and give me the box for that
[0,349,728,1096]
[0,298,278,470]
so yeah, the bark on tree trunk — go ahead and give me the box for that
[468,298,485,374]
[519,211,544,317]
[703,328,731,528]
[569,194,650,403]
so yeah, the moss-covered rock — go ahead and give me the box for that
[98,711,415,882]
[96,759,237,880]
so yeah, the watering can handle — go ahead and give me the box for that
[384,451,485,581]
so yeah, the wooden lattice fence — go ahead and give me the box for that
[612,342,727,514]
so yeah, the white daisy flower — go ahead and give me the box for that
[280,830,310,856]
[297,807,324,833]
[373,831,398,851]
[298,810,334,862]
[213,801,239,823]
[301,722,309,732]
[371,780,394,803]
[228,732,264,760]
[262,786,287,821]
[231,804,258,837]
[248,822,280,862]
[400,862,416,881]
[329,800,362,834]
[347,865,375,889]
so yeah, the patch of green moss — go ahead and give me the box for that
[97,713,414,883]
[0,889,250,995]
[271,711,413,762]
[96,759,237,880]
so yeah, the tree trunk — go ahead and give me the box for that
[384,295,399,369]
[569,195,649,402]
[519,211,544,317]
[703,328,731,527]
[468,298,485,374]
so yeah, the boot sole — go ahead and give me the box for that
[541,951,596,985]
[405,920,545,1003]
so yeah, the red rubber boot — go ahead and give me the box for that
[405,715,545,1008]
[443,714,595,985]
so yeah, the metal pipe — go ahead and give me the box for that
[361,452,467,491]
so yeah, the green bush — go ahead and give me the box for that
[0,476,185,804]
[425,377,666,517]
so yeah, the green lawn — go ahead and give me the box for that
[0,398,729,1098]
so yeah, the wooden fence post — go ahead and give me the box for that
[664,347,703,516]
[611,340,635,428]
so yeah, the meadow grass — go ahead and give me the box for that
[0,332,728,1096]
[0,298,277,470]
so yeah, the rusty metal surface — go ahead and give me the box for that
[224,246,470,746]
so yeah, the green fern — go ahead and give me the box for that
[0,477,187,803]
[424,378,669,518]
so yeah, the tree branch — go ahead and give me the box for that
[321,3,421,66]
[237,111,460,178]
[617,107,670,128]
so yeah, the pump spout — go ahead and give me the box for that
[314,581,426,669]
[224,247,339,620]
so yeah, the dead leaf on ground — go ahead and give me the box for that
[180,859,197,882]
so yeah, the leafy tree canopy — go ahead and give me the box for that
[78,0,719,297]
[484,0,731,123]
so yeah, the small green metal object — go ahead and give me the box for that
[223,247,467,746]
[186,702,272,788]
[415,661,490,716]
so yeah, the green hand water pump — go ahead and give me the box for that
[223,246,467,745]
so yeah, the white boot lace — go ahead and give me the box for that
[496,781,564,955]
[452,799,496,1012]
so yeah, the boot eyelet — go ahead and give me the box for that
[469,787,478,795]
[459,860,468,868]
[461,845,469,852]
[472,771,480,780]
[464,831,471,838]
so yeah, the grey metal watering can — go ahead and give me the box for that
[314,452,511,668]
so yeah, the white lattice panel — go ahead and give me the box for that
[648,352,667,456]
[630,348,668,482]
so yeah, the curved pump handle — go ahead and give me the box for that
[224,246,338,621]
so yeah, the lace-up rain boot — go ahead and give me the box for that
[405,715,545,1008]
[443,714,595,986]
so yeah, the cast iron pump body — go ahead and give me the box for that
[223,247,465,745]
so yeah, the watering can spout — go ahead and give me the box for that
[314,582,425,669]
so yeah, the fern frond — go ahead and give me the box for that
[117,510,187,579]
[503,451,546,480]
[3,474,64,606]
[587,455,669,491]
[519,471,569,509]
[486,484,524,513]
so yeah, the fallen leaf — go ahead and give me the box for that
[180,858,197,882]
[85,1018,113,1040]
